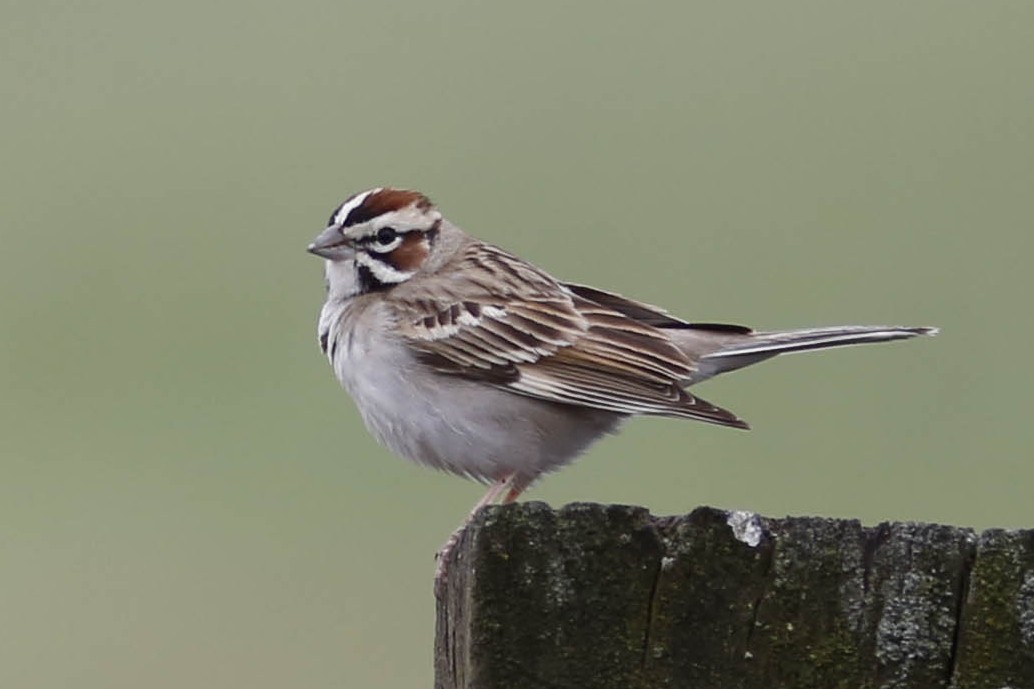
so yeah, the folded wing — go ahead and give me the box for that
[395,245,748,429]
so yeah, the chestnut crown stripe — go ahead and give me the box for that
[341,189,433,228]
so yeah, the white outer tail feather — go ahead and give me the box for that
[686,325,938,385]
[705,325,939,359]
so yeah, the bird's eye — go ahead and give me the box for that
[375,227,399,245]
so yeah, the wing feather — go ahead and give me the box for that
[395,243,747,428]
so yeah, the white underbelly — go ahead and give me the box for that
[332,329,618,483]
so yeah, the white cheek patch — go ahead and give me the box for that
[355,250,415,283]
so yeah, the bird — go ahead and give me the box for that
[307,187,936,577]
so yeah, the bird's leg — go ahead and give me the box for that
[434,474,514,593]
[501,480,528,504]
[470,476,513,514]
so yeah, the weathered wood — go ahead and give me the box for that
[953,529,1034,687]
[434,503,1034,689]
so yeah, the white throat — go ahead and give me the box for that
[324,259,363,301]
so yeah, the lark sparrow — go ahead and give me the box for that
[308,187,935,570]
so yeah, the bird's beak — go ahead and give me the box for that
[307,225,353,259]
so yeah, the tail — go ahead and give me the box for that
[674,325,938,384]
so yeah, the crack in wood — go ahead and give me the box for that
[639,551,664,670]
[945,538,976,687]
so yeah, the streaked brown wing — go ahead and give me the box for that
[396,244,748,428]
[562,282,691,328]
[564,282,754,335]
[401,296,581,372]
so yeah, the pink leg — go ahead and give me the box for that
[470,477,512,515]
[435,474,515,592]
[501,482,528,504]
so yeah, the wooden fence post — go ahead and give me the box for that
[434,503,1034,689]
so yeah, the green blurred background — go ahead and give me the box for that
[2,1,1031,686]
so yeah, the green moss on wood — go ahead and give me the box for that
[953,529,1034,688]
